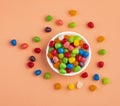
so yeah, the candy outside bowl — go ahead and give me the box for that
[46,31,91,76]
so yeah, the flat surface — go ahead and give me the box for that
[0,0,120,106]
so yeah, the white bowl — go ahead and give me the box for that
[46,31,91,76]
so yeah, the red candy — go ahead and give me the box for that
[81,72,88,78]
[61,38,68,44]
[49,41,55,47]
[76,55,82,62]
[83,43,89,50]
[56,19,63,25]
[34,48,41,53]
[27,62,34,68]
[64,52,70,58]
[87,22,94,28]
[97,61,104,68]
[51,49,57,56]
[20,43,28,49]
[65,68,72,73]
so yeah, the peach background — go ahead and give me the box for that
[0,0,120,106]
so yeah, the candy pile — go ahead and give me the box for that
[47,34,90,75]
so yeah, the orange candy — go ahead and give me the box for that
[69,10,77,16]
[54,82,62,90]
[64,35,70,39]
[79,40,84,47]
[54,38,60,43]
[89,85,97,91]
[48,52,53,59]
[73,61,78,66]
[53,62,60,69]
[97,36,105,42]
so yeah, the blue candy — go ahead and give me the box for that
[67,63,74,69]
[83,51,89,58]
[34,70,42,76]
[58,47,64,53]
[79,49,84,55]
[51,59,54,64]
[93,74,100,81]
[10,39,17,46]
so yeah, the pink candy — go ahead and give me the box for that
[68,45,74,51]
[63,42,70,48]
[53,56,59,63]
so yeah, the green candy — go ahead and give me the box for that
[98,49,106,55]
[48,47,54,52]
[102,77,109,84]
[70,53,76,57]
[62,57,68,64]
[60,63,66,69]
[72,48,79,54]
[58,54,64,59]
[59,69,66,74]
[44,72,51,79]
[33,36,40,42]
[68,37,74,43]
[64,49,68,52]
[46,15,53,22]
[74,36,81,41]
[68,22,76,28]
[74,66,81,72]
[55,43,62,49]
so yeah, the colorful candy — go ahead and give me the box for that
[102,77,109,85]
[81,72,88,78]
[76,81,83,89]
[10,39,17,46]
[87,22,94,28]
[27,62,34,68]
[33,36,41,42]
[34,48,41,53]
[89,85,97,91]
[45,27,52,32]
[45,15,53,22]
[44,72,51,79]
[29,56,36,62]
[98,49,106,55]
[68,83,75,90]
[34,70,42,76]
[93,74,100,81]
[69,10,77,16]
[97,36,105,42]
[97,61,104,68]
[68,22,76,28]
[20,43,28,49]
[54,82,62,90]
[56,19,63,25]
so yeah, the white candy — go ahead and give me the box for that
[76,81,83,89]
[58,35,64,41]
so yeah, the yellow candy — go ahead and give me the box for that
[74,40,79,46]
[68,83,75,90]
[69,10,77,16]
[97,36,105,42]
[69,57,75,63]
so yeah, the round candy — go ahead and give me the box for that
[74,66,81,72]
[68,37,74,43]
[46,15,53,22]
[69,10,77,16]
[58,47,64,53]
[34,48,41,53]
[72,48,79,54]
[44,72,51,79]
[83,43,89,50]
[53,62,60,69]
[102,77,109,85]
[63,42,70,48]
[74,36,81,40]
[55,43,62,49]
[48,52,53,59]
[93,74,100,81]
[64,52,71,58]
[56,19,63,25]
[49,41,55,47]
[33,36,40,42]
[62,57,68,64]
[79,62,84,67]
[77,81,83,89]
[65,68,72,73]
[60,63,66,69]
[68,83,75,90]
[69,57,75,63]
[68,45,74,51]
[98,49,106,55]
[97,61,104,68]
[53,56,59,63]
[89,85,97,91]
[48,47,54,52]
[29,56,36,62]
[81,72,88,78]
[45,27,52,32]
[60,69,66,74]
[97,36,105,42]
[73,61,78,66]
[51,49,57,56]
[74,40,79,46]
[68,22,76,28]
[79,49,84,55]
[83,51,89,58]
[87,22,94,28]
[34,70,42,76]
[76,55,82,62]
[67,63,74,69]
[54,83,62,90]
[61,38,68,44]
[58,53,64,59]
[54,38,60,43]
[58,35,64,41]
[10,39,17,46]
[20,43,28,49]
[27,62,34,68]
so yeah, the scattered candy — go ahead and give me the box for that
[33,36,41,42]
[34,70,42,76]
[97,61,104,68]
[54,82,62,90]
[56,19,63,25]
[97,36,105,42]
[69,10,77,16]
[98,49,106,55]
[45,15,53,22]
[27,62,34,68]
[87,22,94,28]
[20,43,28,49]
[76,81,83,89]
[68,22,76,28]
[89,85,97,91]
[44,72,51,79]
[34,48,41,53]
[29,56,36,62]
[10,39,17,46]
[45,27,52,32]
[93,74,100,81]
[81,72,88,78]
[102,77,109,85]
[68,83,75,90]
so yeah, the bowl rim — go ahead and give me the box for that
[46,31,91,76]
